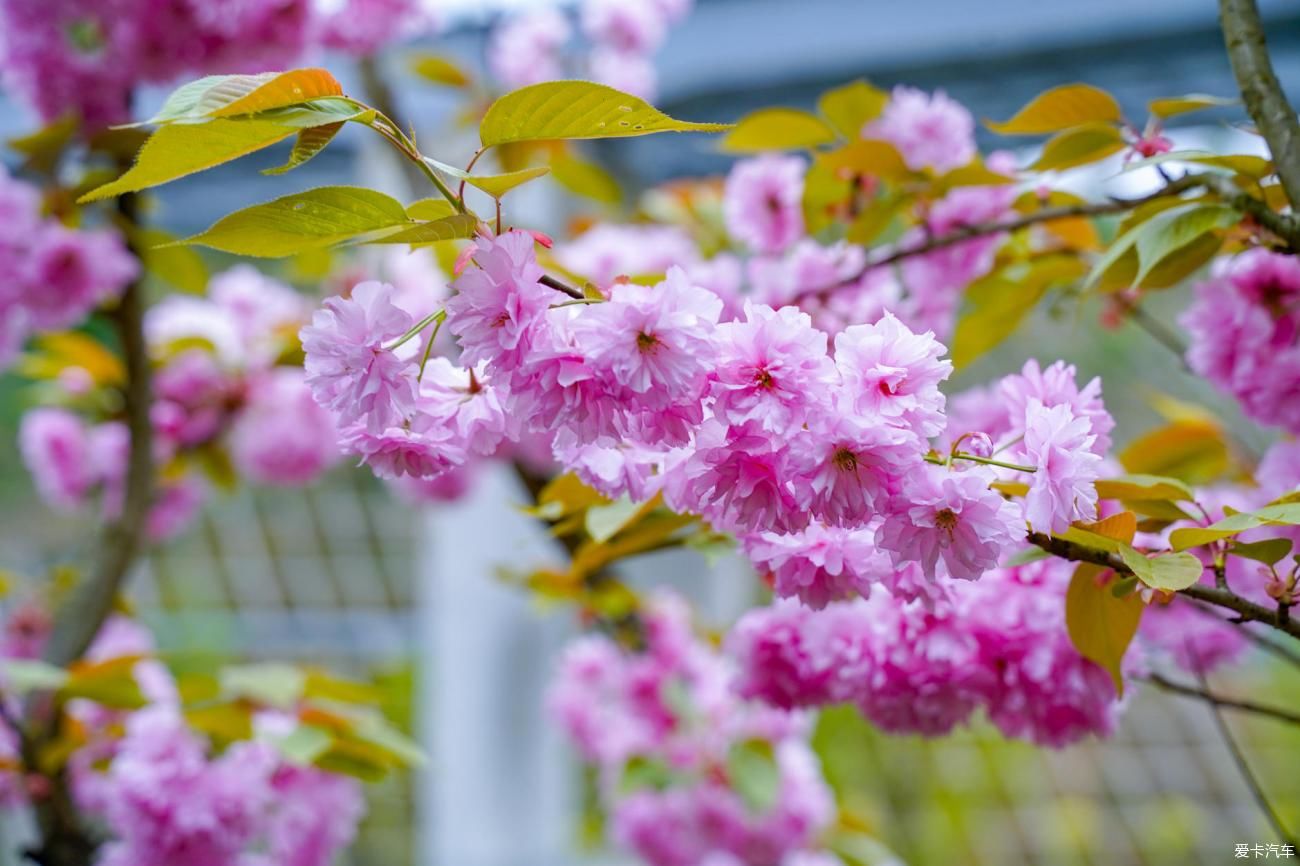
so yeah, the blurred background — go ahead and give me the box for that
[2,1,1300,864]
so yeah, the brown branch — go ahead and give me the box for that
[23,191,154,866]
[540,274,585,300]
[1025,531,1300,641]
[1220,0,1300,214]
[1146,672,1300,726]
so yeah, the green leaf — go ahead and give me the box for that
[271,724,333,766]
[1148,94,1237,118]
[1132,203,1237,287]
[177,186,414,257]
[951,256,1087,368]
[136,227,209,293]
[1094,474,1195,503]
[727,739,780,814]
[619,755,677,794]
[1119,418,1229,484]
[1170,503,1300,551]
[426,157,551,198]
[63,657,147,709]
[1066,564,1143,695]
[1231,537,1293,566]
[550,153,622,205]
[263,122,345,175]
[79,120,296,202]
[220,663,306,709]
[366,214,480,246]
[585,496,642,544]
[480,81,730,147]
[410,54,472,88]
[817,80,888,139]
[987,84,1122,135]
[1029,122,1126,171]
[0,659,68,694]
[720,108,837,153]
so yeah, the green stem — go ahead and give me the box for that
[388,309,444,351]
[926,452,1037,473]
[417,312,447,381]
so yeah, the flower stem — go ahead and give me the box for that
[388,309,445,351]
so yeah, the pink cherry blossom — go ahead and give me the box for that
[419,358,511,457]
[794,414,919,526]
[723,155,806,254]
[833,312,953,438]
[743,525,889,609]
[877,464,1021,582]
[301,281,417,434]
[998,358,1114,455]
[711,303,835,433]
[581,0,667,53]
[1021,399,1101,533]
[446,230,554,375]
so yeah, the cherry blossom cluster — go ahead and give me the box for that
[302,227,1113,601]
[1181,249,1300,434]
[0,0,427,128]
[487,0,693,99]
[726,558,1128,747]
[21,266,338,541]
[0,607,365,866]
[547,592,843,866]
[0,167,137,370]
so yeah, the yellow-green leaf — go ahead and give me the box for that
[1122,150,1274,180]
[427,157,551,199]
[20,332,125,386]
[367,214,480,246]
[1231,537,1293,566]
[1094,474,1194,503]
[406,198,458,221]
[79,120,296,202]
[1120,418,1229,484]
[951,256,1087,368]
[988,84,1122,135]
[137,227,209,293]
[1066,564,1142,696]
[480,81,730,147]
[1120,548,1204,591]
[1170,503,1300,551]
[1029,122,1125,171]
[720,108,837,153]
[263,122,345,175]
[1148,94,1237,118]
[147,69,344,124]
[177,186,414,257]
[410,54,472,88]
[220,663,306,709]
[550,153,623,205]
[817,80,888,140]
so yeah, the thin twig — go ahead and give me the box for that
[1219,0,1300,220]
[1145,672,1300,727]
[1193,662,1299,846]
[540,274,585,300]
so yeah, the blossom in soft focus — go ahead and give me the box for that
[723,155,807,254]
[315,0,426,55]
[556,224,701,289]
[19,408,94,511]
[301,281,417,434]
[1021,399,1101,533]
[743,524,889,609]
[1181,249,1300,434]
[548,593,837,866]
[588,46,658,100]
[487,7,571,88]
[581,0,667,53]
[230,368,339,486]
[877,464,1021,582]
[21,225,138,331]
[867,85,976,173]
